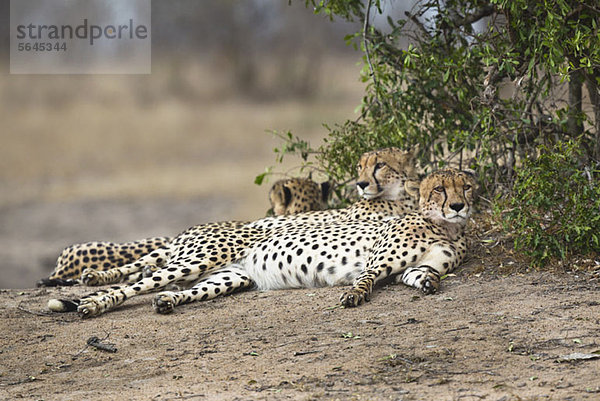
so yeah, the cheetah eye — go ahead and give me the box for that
[375,162,386,170]
[434,186,445,193]
[464,184,472,191]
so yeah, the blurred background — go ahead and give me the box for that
[0,0,367,288]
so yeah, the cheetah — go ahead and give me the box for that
[49,168,474,317]
[38,177,330,288]
[268,177,330,216]
[43,147,418,292]
[37,237,172,287]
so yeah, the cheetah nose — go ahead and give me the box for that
[356,181,369,190]
[449,203,465,212]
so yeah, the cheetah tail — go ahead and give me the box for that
[37,278,80,287]
[47,298,80,312]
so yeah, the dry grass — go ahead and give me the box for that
[0,56,364,219]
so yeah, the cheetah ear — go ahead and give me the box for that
[405,180,420,198]
[462,169,477,179]
[282,185,293,207]
[320,181,331,203]
[462,169,479,190]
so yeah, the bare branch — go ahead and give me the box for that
[404,11,430,38]
[87,336,118,353]
[363,0,380,104]
[581,3,600,15]
[452,5,495,26]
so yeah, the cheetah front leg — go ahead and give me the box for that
[339,265,387,307]
[398,244,460,294]
[398,265,441,294]
[81,247,171,286]
[152,266,254,314]
[340,242,461,307]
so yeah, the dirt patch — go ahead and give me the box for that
[1,197,598,400]
[1,263,599,400]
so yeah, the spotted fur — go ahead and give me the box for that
[340,168,476,306]
[356,147,418,201]
[38,178,328,288]
[41,148,418,292]
[268,178,330,216]
[48,167,474,317]
[37,237,171,287]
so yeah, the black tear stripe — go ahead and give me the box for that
[463,181,471,210]
[439,180,448,218]
[372,169,381,193]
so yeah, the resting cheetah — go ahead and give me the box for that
[38,177,330,288]
[43,147,418,292]
[268,177,330,216]
[37,237,172,287]
[49,168,474,317]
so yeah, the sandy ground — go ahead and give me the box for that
[1,266,599,400]
[1,203,599,401]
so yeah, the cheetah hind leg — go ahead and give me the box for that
[152,266,254,314]
[82,248,171,286]
[123,263,162,283]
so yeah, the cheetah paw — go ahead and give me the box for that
[340,289,370,307]
[81,269,104,286]
[142,265,159,278]
[152,292,176,314]
[420,277,439,295]
[77,298,103,318]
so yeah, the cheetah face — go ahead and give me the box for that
[268,178,329,216]
[414,169,477,226]
[356,148,418,201]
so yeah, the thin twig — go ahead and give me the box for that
[273,331,339,349]
[72,330,116,359]
[87,336,118,353]
[363,0,380,104]
[450,5,495,27]
[17,302,52,316]
[444,326,469,333]
[293,350,320,356]
[171,394,205,400]
[405,11,430,38]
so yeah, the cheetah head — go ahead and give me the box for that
[356,147,418,201]
[268,178,330,216]
[408,168,477,227]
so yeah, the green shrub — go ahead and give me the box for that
[500,140,600,266]
[258,1,600,266]
[261,1,600,195]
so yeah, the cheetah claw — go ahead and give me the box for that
[340,289,370,307]
[142,265,159,278]
[421,277,439,295]
[77,299,103,318]
[81,269,103,286]
[152,292,176,314]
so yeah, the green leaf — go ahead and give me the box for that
[254,172,267,186]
